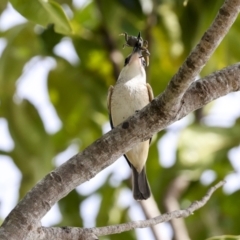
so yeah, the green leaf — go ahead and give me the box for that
[7,100,55,197]
[0,23,41,100]
[9,0,72,35]
[177,125,238,169]
[48,58,106,148]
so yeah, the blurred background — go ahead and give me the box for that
[0,0,240,239]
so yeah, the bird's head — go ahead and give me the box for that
[118,33,146,82]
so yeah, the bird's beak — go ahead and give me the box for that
[132,32,142,54]
[128,32,142,65]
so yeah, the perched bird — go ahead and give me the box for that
[107,33,154,200]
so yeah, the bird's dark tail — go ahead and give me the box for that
[132,166,151,200]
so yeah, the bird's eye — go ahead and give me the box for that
[124,56,131,66]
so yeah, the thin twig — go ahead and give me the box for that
[37,181,225,240]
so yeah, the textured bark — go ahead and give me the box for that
[162,0,240,111]
[13,181,226,239]
[0,0,240,239]
[1,66,239,240]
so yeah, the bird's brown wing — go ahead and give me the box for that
[107,85,114,129]
[146,83,154,144]
[146,83,154,102]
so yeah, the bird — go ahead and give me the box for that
[107,33,154,200]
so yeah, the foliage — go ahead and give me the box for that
[0,0,240,239]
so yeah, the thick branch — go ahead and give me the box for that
[179,63,240,120]
[0,61,240,239]
[0,63,239,239]
[30,181,225,239]
[1,0,240,238]
[162,0,240,112]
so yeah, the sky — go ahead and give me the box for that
[0,2,240,240]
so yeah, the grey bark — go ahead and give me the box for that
[15,181,227,240]
[0,0,240,239]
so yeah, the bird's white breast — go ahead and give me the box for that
[111,76,149,127]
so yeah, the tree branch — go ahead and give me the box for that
[1,0,240,238]
[162,0,240,111]
[29,181,226,239]
[0,64,240,240]
[179,63,240,120]
[0,63,238,240]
